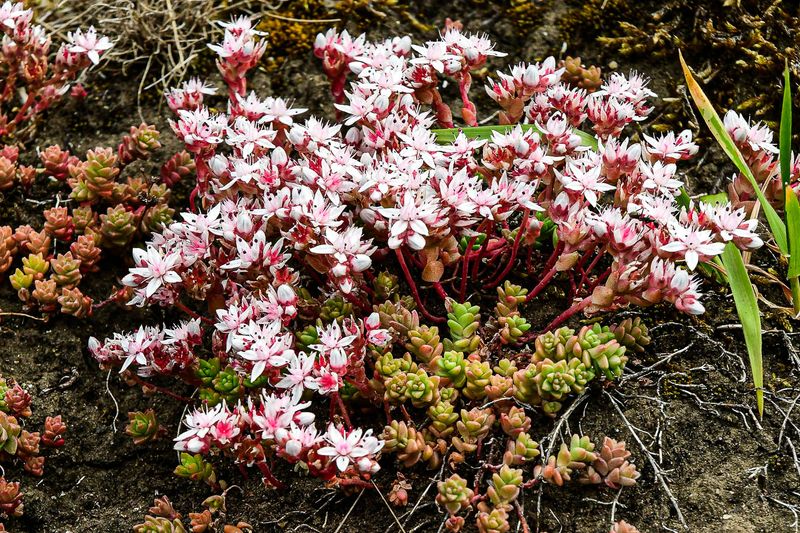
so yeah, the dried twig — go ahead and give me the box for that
[333,490,364,533]
[605,391,688,530]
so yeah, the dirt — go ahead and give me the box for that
[0,1,799,532]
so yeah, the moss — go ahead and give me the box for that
[561,0,799,124]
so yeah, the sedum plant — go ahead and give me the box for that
[0,375,66,529]
[80,14,768,531]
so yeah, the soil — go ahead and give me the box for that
[1,1,799,532]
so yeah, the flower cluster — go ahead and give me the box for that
[0,2,112,140]
[90,16,760,529]
[722,110,800,209]
[0,124,193,317]
[0,374,66,527]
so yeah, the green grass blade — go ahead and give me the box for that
[431,124,599,150]
[680,51,788,255]
[720,241,764,415]
[780,63,792,188]
[787,190,800,278]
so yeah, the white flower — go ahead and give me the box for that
[68,26,113,65]
[123,247,182,298]
[317,424,384,472]
[661,225,725,270]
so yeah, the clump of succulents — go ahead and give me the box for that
[433,432,640,532]
[0,123,193,317]
[0,375,66,528]
[134,493,251,533]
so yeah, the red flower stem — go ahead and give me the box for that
[175,301,214,325]
[432,281,449,301]
[128,374,194,403]
[11,93,36,127]
[514,500,531,533]
[485,209,529,289]
[569,271,577,299]
[538,240,564,276]
[587,266,613,292]
[577,249,606,292]
[384,400,393,424]
[342,290,372,313]
[459,237,476,302]
[256,462,286,489]
[472,226,494,278]
[542,296,593,332]
[573,246,596,274]
[92,288,128,310]
[395,249,444,323]
[525,265,558,302]
[332,392,352,429]
[458,72,478,126]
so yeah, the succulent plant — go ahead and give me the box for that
[160,150,195,187]
[476,506,510,533]
[77,147,120,202]
[43,207,74,242]
[405,325,443,364]
[487,464,523,506]
[31,279,59,311]
[319,295,353,323]
[436,474,473,515]
[133,516,187,533]
[126,410,162,445]
[495,281,528,318]
[50,252,82,288]
[582,437,641,489]
[610,317,651,353]
[373,270,400,301]
[498,315,531,345]
[463,360,492,400]
[454,408,495,453]
[405,369,440,407]
[70,234,102,273]
[21,253,48,280]
[382,420,427,468]
[499,406,531,438]
[436,350,468,388]
[610,520,641,533]
[537,434,597,486]
[560,56,602,91]
[99,205,137,247]
[504,432,540,465]
[375,299,419,338]
[119,123,162,165]
[3,382,31,418]
[174,453,216,486]
[40,145,73,182]
[41,416,66,448]
[0,478,23,518]
[444,300,481,354]
[0,412,20,455]
[428,400,459,438]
